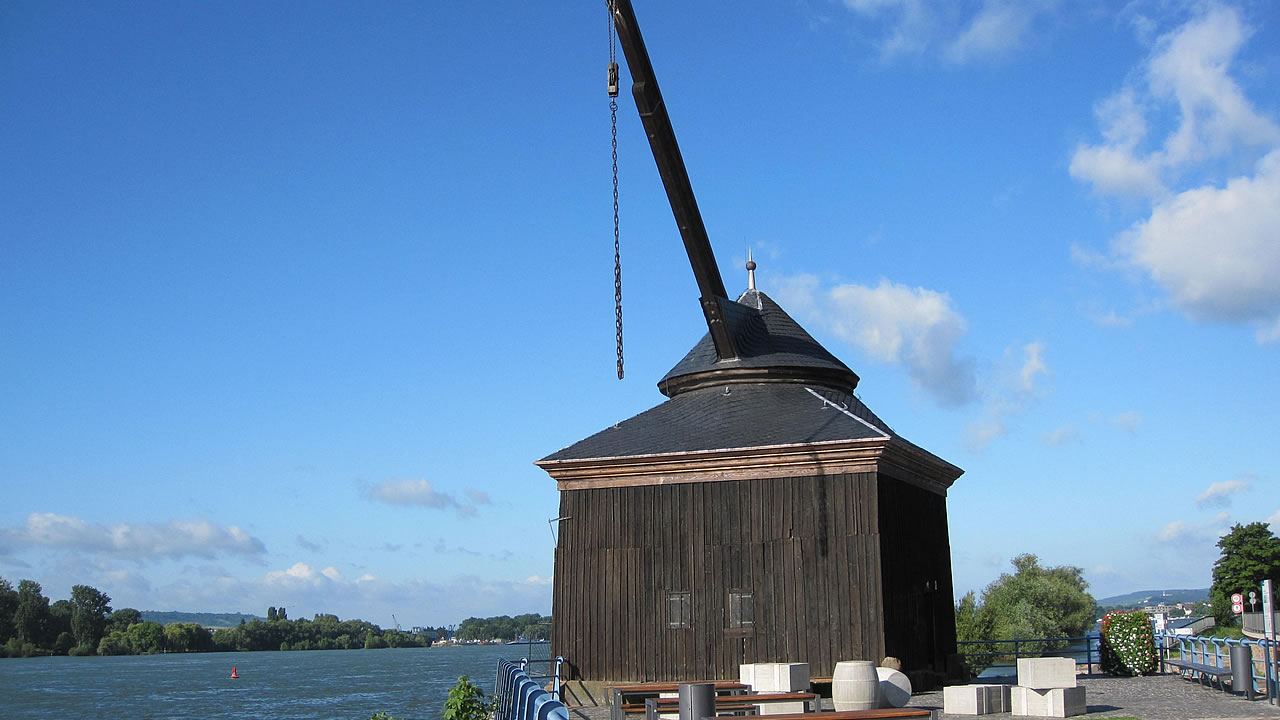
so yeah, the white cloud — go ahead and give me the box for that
[1158,520,1191,542]
[1043,424,1078,446]
[1110,411,1142,433]
[840,0,1056,64]
[1018,342,1049,394]
[1195,479,1251,508]
[964,420,1005,452]
[364,478,492,516]
[1072,5,1280,197]
[367,478,457,509]
[9,513,265,560]
[1116,150,1280,339]
[775,275,977,406]
[1071,6,1280,341]
[945,0,1055,64]
[1267,509,1280,528]
[265,562,344,588]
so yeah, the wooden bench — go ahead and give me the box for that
[748,710,935,720]
[1165,658,1233,691]
[642,691,819,720]
[607,681,748,720]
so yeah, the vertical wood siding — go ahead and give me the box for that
[553,471,950,683]
[876,474,958,671]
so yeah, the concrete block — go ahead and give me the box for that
[1017,657,1077,689]
[775,663,810,692]
[1011,686,1086,717]
[944,684,1009,715]
[743,663,809,714]
[983,684,1010,713]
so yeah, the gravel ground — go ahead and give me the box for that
[564,674,1280,720]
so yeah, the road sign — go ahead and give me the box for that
[1231,593,1243,604]
[1232,602,1244,614]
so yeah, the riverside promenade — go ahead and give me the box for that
[565,673,1280,720]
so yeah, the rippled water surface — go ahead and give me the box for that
[0,644,513,720]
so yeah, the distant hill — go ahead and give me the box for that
[139,611,262,627]
[1097,588,1209,607]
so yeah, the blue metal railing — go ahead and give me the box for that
[495,658,569,720]
[506,639,563,701]
[956,634,1099,676]
[1158,631,1277,705]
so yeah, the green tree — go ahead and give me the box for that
[0,578,19,642]
[955,554,1095,665]
[954,590,995,671]
[1210,522,1280,627]
[70,585,112,651]
[13,579,49,646]
[109,608,141,633]
[48,599,74,647]
[127,621,166,654]
[268,606,278,621]
[53,631,76,655]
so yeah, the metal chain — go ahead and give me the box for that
[609,0,623,380]
[613,99,623,380]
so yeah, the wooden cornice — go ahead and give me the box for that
[536,437,962,496]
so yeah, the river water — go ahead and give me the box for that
[0,644,514,720]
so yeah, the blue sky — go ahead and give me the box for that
[2,0,1277,629]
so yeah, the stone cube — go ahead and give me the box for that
[943,684,1009,715]
[1017,657,1077,689]
[742,662,809,714]
[1011,686,1086,717]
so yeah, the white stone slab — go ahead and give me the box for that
[943,686,983,715]
[1011,686,1086,717]
[1017,657,1077,689]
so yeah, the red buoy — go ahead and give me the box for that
[230,666,239,679]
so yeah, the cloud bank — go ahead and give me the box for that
[3,513,265,561]
[1070,5,1280,342]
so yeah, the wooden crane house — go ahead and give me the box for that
[536,0,964,683]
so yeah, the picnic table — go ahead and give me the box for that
[642,691,818,720]
[607,681,748,720]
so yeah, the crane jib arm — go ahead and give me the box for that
[609,0,738,361]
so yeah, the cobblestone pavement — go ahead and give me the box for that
[564,674,1280,720]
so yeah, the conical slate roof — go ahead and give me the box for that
[538,286,961,488]
[657,289,859,397]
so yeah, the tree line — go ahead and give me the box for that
[0,579,444,658]
[454,613,550,642]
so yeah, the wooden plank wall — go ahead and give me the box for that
[876,475,958,671]
[552,472,890,683]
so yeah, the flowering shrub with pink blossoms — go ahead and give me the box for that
[1099,610,1158,675]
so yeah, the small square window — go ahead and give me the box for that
[729,591,753,628]
[667,591,691,629]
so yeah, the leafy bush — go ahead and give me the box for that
[443,676,493,720]
[1100,610,1157,675]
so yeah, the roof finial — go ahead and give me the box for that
[746,249,757,291]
